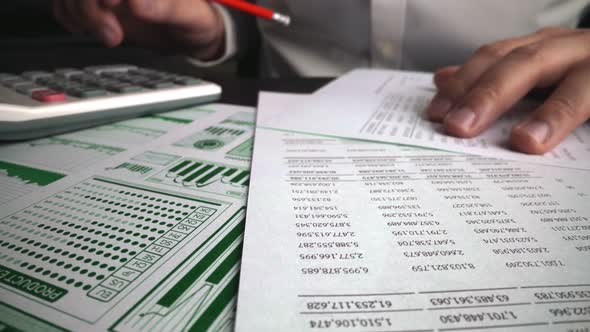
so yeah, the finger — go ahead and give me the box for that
[437,27,573,98]
[443,32,590,138]
[426,27,574,122]
[510,59,590,154]
[53,0,82,33]
[76,0,124,47]
[433,66,459,87]
[426,66,458,121]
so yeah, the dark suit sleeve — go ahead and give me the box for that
[579,4,590,27]
[224,0,261,76]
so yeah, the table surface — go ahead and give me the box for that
[0,39,332,107]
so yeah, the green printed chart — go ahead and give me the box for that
[148,159,250,198]
[220,111,255,127]
[175,126,249,152]
[109,163,154,175]
[114,209,245,332]
[155,107,215,122]
[0,137,125,173]
[131,151,179,167]
[226,138,254,159]
[145,114,194,124]
[0,161,66,205]
[0,177,229,322]
[0,303,65,332]
[74,113,198,146]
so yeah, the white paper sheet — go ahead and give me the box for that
[0,104,255,332]
[236,92,590,332]
[260,70,590,170]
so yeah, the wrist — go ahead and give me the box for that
[188,6,226,61]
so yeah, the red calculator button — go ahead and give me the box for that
[32,89,66,102]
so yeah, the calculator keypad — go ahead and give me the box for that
[1,65,202,103]
[31,89,66,102]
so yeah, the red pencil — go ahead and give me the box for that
[211,0,291,26]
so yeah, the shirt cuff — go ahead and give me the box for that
[186,3,238,67]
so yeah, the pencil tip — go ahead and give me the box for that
[273,13,291,26]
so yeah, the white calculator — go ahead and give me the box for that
[0,64,221,140]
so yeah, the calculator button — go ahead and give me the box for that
[67,88,107,98]
[3,79,32,88]
[67,73,85,81]
[82,89,108,98]
[43,77,65,85]
[71,73,99,83]
[144,71,171,80]
[128,77,150,85]
[55,69,85,78]
[47,80,80,91]
[106,84,142,93]
[129,68,158,76]
[36,76,55,85]
[174,76,201,85]
[16,83,45,95]
[32,89,66,102]
[21,71,53,81]
[153,74,176,81]
[1,77,18,85]
[0,73,19,81]
[100,72,126,79]
[65,87,82,96]
[94,78,118,87]
[141,80,176,89]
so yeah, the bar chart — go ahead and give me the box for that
[109,162,154,175]
[148,159,250,198]
[0,160,66,205]
[203,127,246,137]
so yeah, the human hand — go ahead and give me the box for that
[53,0,225,60]
[426,27,590,154]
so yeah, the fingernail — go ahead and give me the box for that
[427,97,452,121]
[521,120,551,144]
[100,25,116,45]
[444,108,476,132]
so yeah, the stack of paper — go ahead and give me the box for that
[235,70,590,331]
